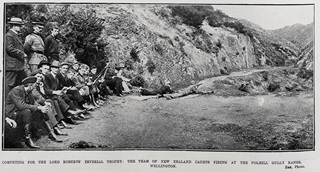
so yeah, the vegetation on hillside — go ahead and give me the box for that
[6,4,107,68]
[169,5,253,37]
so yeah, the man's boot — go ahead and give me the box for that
[53,126,68,136]
[44,122,63,143]
[24,124,40,149]
[60,120,72,129]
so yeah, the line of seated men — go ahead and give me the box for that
[4,60,114,149]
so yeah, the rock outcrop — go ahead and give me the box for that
[90,4,302,88]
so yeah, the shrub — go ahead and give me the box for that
[124,58,135,71]
[169,5,211,28]
[267,83,280,92]
[223,21,254,38]
[146,59,156,74]
[130,48,140,62]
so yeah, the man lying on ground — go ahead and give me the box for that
[139,81,174,97]
[164,80,213,100]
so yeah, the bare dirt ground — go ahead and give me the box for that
[35,68,314,150]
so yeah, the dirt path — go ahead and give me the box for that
[37,89,313,150]
[198,67,285,89]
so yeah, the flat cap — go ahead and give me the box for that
[22,76,37,84]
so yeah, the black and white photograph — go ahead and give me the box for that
[2,2,314,151]
[0,1,318,171]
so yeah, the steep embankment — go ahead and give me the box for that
[239,19,299,67]
[93,4,299,88]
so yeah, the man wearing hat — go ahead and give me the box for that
[104,63,124,97]
[5,76,49,148]
[57,62,88,114]
[37,60,73,128]
[44,60,82,124]
[30,70,66,142]
[45,25,60,63]
[24,20,47,73]
[5,17,28,99]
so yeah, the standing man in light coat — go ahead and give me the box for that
[24,20,47,73]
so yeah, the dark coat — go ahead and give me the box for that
[5,85,38,119]
[44,35,59,58]
[44,72,60,96]
[5,30,26,71]
[56,73,67,90]
[56,73,76,88]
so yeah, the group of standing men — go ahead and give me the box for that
[5,17,59,98]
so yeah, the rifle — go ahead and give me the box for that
[92,62,110,85]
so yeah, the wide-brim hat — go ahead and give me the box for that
[38,60,50,68]
[22,76,37,85]
[7,17,24,25]
[51,60,60,68]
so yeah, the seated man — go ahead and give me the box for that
[72,63,99,109]
[31,70,66,142]
[73,64,91,96]
[84,64,100,107]
[5,76,49,148]
[90,63,110,99]
[115,64,131,93]
[140,81,174,97]
[37,60,72,128]
[44,60,82,124]
[57,62,89,117]
[164,80,207,100]
[104,63,123,97]
[89,65,108,102]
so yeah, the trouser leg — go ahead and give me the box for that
[52,100,65,122]
[5,71,18,99]
[62,94,77,110]
[140,89,157,95]
[18,109,39,149]
[56,97,70,116]
[115,78,123,95]
[45,100,59,128]
[43,121,62,142]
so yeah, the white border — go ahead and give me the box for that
[0,0,318,171]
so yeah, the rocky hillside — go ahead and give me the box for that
[239,19,299,66]
[296,40,313,70]
[271,23,314,70]
[87,4,302,88]
[271,22,314,49]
